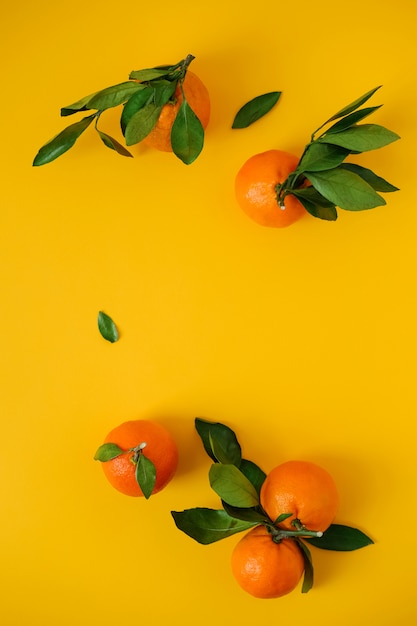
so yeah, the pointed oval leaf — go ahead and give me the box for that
[87,81,146,111]
[306,523,374,551]
[195,418,241,465]
[96,129,133,157]
[98,311,119,342]
[232,91,282,129]
[298,142,350,172]
[94,442,124,462]
[239,459,266,495]
[129,68,173,82]
[135,453,156,499]
[171,508,255,544]
[121,86,154,135]
[306,168,386,211]
[209,464,259,508]
[296,539,314,593]
[33,114,96,166]
[291,187,338,221]
[324,106,382,135]
[170,99,204,164]
[61,92,98,116]
[339,163,399,192]
[323,86,382,125]
[222,501,269,523]
[124,100,162,146]
[319,124,400,152]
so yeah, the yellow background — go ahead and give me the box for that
[2,0,416,623]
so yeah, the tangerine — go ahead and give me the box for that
[100,419,178,497]
[143,70,210,152]
[231,525,304,599]
[260,460,339,533]
[235,149,307,227]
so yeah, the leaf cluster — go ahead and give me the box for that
[94,441,156,499]
[171,418,373,594]
[33,54,205,166]
[281,86,400,220]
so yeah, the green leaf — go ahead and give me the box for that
[319,124,400,152]
[320,86,382,127]
[305,524,374,551]
[296,540,314,593]
[135,453,157,499]
[96,128,133,157]
[129,67,174,82]
[124,100,162,145]
[98,311,119,343]
[94,442,124,462]
[170,98,204,164]
[221,501,269,524]
[305,167,386,211]
[275,513,293,524]
[232,91,282,129]
[61,92,98,116]
[339,163,399,192]
[171,508,254,544]
[86,81,146,111]
[33,114,96,166]
[239,459,266,496]
[152,80,177,107]
[194,418,242,466]
[291,187,338,221]
[209,464,259,508]
[298,143,350,172]
[324,106,382,135]
[120,87,154,135]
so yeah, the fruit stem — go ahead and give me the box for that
[130,441,147,464]
[266,522,323,543]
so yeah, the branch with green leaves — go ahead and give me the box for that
[33,54,205,166]
[171,418,373,593]
[277,86,400,220]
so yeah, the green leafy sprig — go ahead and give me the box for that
[94,440,156,499]
[171,418,373,594]
[33,54,205,166]
[276,86,400,220]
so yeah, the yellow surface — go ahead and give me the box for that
[1,0,416,623]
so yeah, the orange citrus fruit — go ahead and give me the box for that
[235,149,307,227]
[100,419,178,497]
[143,70,210,152]
[260,460,339,533]
[231,525,305,599]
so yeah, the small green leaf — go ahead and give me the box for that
[324,106,382,135]
[171,98,204,164]
[152,80,177,107]
[129,67,174,82]
[306,167,386,211]
[94,442,124,462]
[319,124,400,153]
[209,464,259,508]
[305,524,374,551]
[124,100,162,146]
[296,539,314,593]
[121,87,154,135]
[171,508,254,544]
[61,92,98,116]
[320,86,382,127]
[339,163,399,192]
[86,81,146,111]
[298,143,350,172]
[96,128,133,157]
[222,501,269,524]
[239,459,266,496]
[195,418,242,466]
[275,513,293,524]
[135,453,156,499]
[33,114,96,166]
[232,91,282,129]
[291,187,338,221]
[98,311,119,343]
